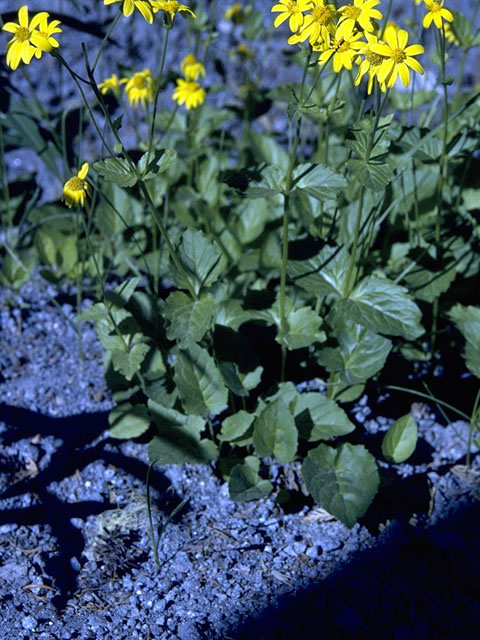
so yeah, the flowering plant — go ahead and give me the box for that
[1,0,480,536]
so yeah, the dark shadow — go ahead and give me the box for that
[0,403,186,610]
[220,496,480,639]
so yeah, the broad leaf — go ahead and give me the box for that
[94,157,138,187]
[174,344,229,416]
[219,410,256,443]
[302,443,379,528]
[111,343,149,381]
[382,415,418,463]
[253,398,298,463]
[108,403,150,438]
[229,464,273,501]
[292,393,356,441]
[170,228,225,295]
[448,304,480,379]
[292,163,347,201]
[163,292,215,346]
[344,275,424,340]
[287,245,351,298]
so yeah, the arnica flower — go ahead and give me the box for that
[271,0,313,33]
[31,14,62,59]
[354,33,387,94]
[371,25,425,88]
[181,54,206,81]
[444,21,459,45]
[121,69,154,108]
[422,0,453,30]
[317,22,365,72]
[2,6,60,70]
[103,0,154,23]
[225,3,250,24]
[288,0,336,47]
[337,0,383,34]
[172,78,205,109]
[98,73,121,96]
[62,163,91,208]
[150,1,196,26]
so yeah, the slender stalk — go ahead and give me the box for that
[146,27,170,168]
[466,386,480,468]
[92,11,121,74]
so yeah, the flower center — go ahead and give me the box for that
[68,177,85,192]
[343,5,361,20]
[16,27,31,42]
[312,7,333,24]
[366,50,383,66]
[163,1,178,10]
[133,76,147,88]
[392,47,406,63]
[338,40,351,52]
[429,1,441,12]
[288,1,302,13]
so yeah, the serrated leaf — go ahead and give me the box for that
[382,414,418,463]
[108,403,150,438]
[35,228,57,266]
[57,237,78,275]
[282,305,326,350]
[253,398,298,463]
[105,277,140,308]
[287,245,350,298]
[292,393,356,441]
[404,264,456,303]
[347,158,393,191]
[163,292,215,346]
[93,157,138,187]
[228,464,273,501]
[170,228,225,295]
[344,275,424,340]
[335,319,392,384]
[111,343,149,380]
[219,410,255,442]
[148,433,217,465]
[249,131,290,170]
[174,344,228,416]
[302,443,379,528]
[292,163,347,201]
[247,165,286,198]
[448,304,480,379]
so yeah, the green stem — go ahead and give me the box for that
[92,11,121,74]
[466,386,480,468]
[145,27,170,169]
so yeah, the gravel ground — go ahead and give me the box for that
[1,275,480,639]
[2,2,480,638]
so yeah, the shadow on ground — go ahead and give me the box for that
[221,492,480,639]
[0,403,184,610]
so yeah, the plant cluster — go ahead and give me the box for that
[1,0,480,532]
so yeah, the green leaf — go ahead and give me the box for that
[282,305,326,350]
[249,131,290,170]
[292,163,347,201]
[170,228,225,295]
[302,443,379,528]
[219,410,256,443]
[382,415,418,463]
[228,464,273,501]
[108,403,150,438]
[344,275,424,340]
[292,393,356,441]
[404,263,456,303]
[148,433,217,466]
[57,237,78,275]
[334,316,392,383]
[253,398,298,463]
[111,343,149,381]
[35,228,58,266]
[163,292,215,347]
[247,166,286,198]
[448,304,480,379]
[347,158,393,191]
[287,245,351,298]
[105,277,141,308]
[174,344,229,416]
[93,157,138,187]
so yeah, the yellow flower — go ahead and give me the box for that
[31,14,62,59]
[354,32,387,94]
[2,6,57,70]
[172,78,205,109]
[422,0,453,30]
[150,1,196,25]
[181,54,206,81]
[62,163,91,208]
[103,0,154,23]
[271,0,313,33]
[98,73,121,96]
[317,22,365,72]
[338,0,382,34]
[371,25,425,88]
[288,0,336,46]
[225,3,250,24]
[444,21,459,45]
[120,69,154,108]
[230,42,255,59]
